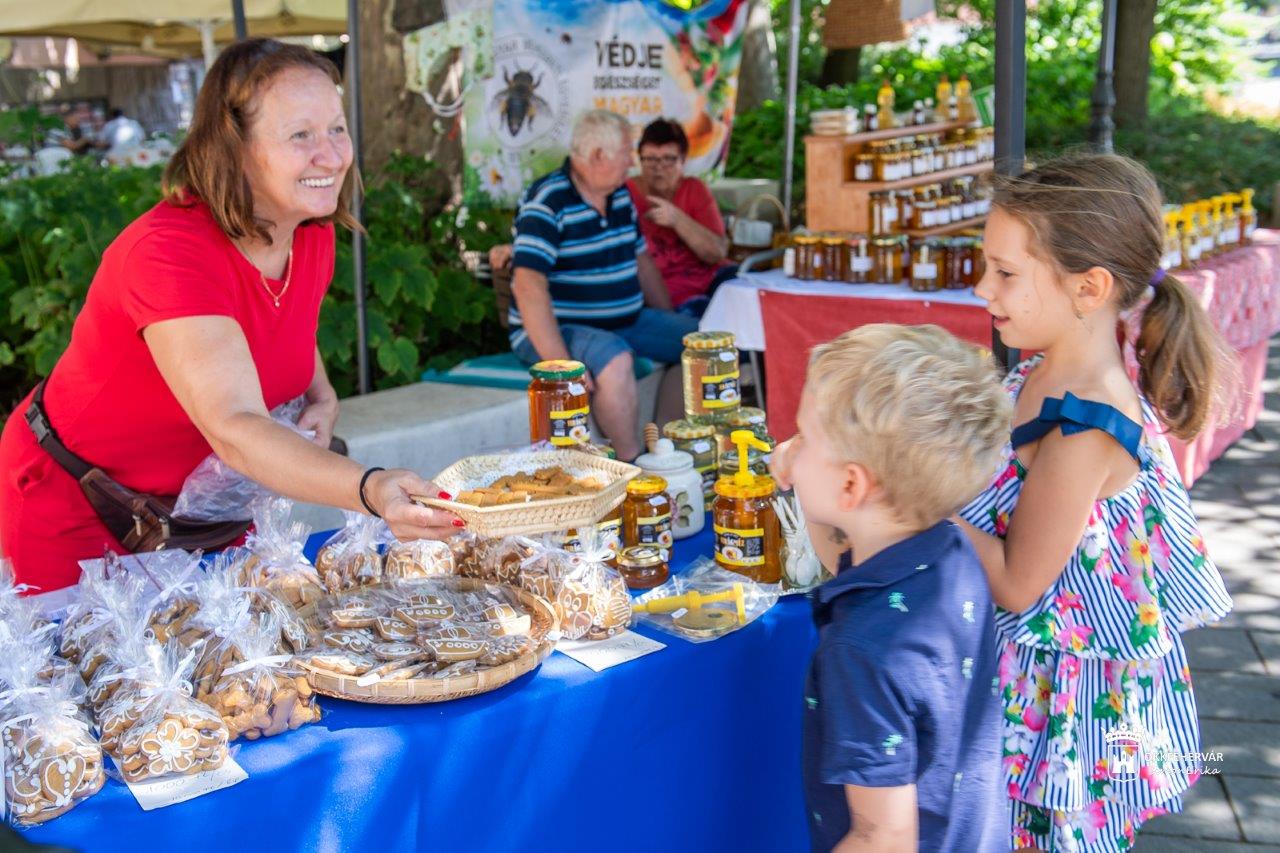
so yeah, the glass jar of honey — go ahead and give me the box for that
[845,235,874,284]
[872,235,907,284]
[681,331,740,419]
[712,431,782,583]
[910,239,943,292]
[792,235,819,280]
[896,192,914,234]
[561,501,623,565]
[528,360,590,446]
[623,475,674,550]
[913,199,938,231]
[663,419,719,503]
[616,545,669,591]
[821,235,847,282]
[853,152,875,182]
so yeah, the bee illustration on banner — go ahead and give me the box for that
[492,67,551,138]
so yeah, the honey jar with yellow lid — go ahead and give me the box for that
[712,430,782,583]
[623,475,674,550]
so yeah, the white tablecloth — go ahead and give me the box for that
[699,269,987,351]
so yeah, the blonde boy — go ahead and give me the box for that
[772,324,1011,852]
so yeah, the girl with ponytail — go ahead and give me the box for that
[956,153,1234,851]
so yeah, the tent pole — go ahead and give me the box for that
[347,0,370,395]
[232,0,248,40]
[781,0,800,231]
[992,0,1025,370]
[1089,0,1117,153]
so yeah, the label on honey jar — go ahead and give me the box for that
[597,517,623,555]
[714,524,765,568]
[549,405,590,446]
[701,371,740,409]
[913,262,938,280]
[637,513,673,548]
[851,256,874,274]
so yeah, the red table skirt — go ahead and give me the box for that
[760,232,1280,487]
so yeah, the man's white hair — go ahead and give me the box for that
[570,110,631,159]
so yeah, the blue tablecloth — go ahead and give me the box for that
[21,528,818,853]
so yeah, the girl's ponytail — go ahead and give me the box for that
[1136,271,1226,440]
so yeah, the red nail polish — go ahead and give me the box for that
[438,490,453,500]
[451,519,465,527]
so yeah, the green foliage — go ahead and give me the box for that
[0,153,510,409]
[728,0,1266,221]
[0,106,65,152]
[0,160,163,409]
[321,153,510,397]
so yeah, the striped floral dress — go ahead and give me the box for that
[960,357,1233,851]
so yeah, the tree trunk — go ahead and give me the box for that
[735,0,781,114]
[819,47,861,87]
[353,0,461,203]
[1112,0,1157,130]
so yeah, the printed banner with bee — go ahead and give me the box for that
[405,0,749,208]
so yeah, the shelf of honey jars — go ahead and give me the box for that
[785,231,984,292]
[806,121,993,233]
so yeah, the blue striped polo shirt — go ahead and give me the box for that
[509,159,647,331]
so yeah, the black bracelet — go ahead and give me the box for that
[359,467,386,518]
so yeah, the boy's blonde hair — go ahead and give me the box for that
[806,324,1012,529]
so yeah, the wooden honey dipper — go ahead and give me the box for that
[643,422,660,454]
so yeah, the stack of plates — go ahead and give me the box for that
[810,108,861,136]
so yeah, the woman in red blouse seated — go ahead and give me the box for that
[626,118,736,318]
[0,39,459,591]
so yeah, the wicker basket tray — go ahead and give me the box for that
[411,449,640,538]
[298,578,559,704]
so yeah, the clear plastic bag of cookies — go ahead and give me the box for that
[135,549,204,645]
[315,510,391,593]
[238,497,324,608]
[0,668,104,826]
[383,538,455,582]
[448,531,484,578]
[59,562,148,671]
[206,612,320,741]
[99,639,229,783]
[519,532,630,641]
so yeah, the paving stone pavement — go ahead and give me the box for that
[1142,336,1280,851]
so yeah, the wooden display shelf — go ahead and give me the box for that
[804,117,990,234]
[803,118,977,146]
[903,215,988,238]
[849,161,993,193]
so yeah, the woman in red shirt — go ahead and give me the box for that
[626,118,736,318]
[0,39,459,591]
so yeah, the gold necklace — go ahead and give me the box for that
[256,246,293,308]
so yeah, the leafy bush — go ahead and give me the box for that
[0,160,164,410]
[0,154,510,410]
[321,154,511,397]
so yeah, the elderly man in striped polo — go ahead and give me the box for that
[509,109,697,462]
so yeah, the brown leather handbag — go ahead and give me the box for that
[26,378,252,553]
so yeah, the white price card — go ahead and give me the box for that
[111,754,248,811]
[556,630,665,672]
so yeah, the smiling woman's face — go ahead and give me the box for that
[242,66,353,233]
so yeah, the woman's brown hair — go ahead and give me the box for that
[992,152,1228,439]
[163,38,359,243]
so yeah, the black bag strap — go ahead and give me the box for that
[25,377,94,481]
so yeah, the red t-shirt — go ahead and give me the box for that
[0,199,334,591]
[627,176,727,307]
